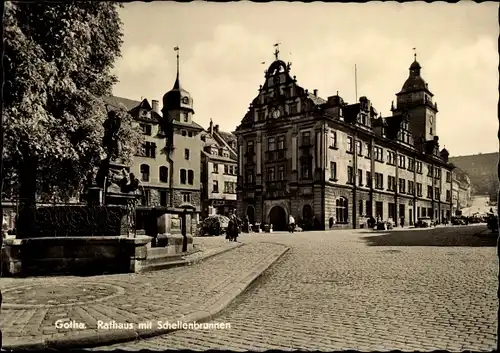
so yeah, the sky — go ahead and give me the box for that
[113,2,498,157]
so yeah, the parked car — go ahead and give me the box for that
[415,217,432,228]
[451,216,466,225]
[487,214,498,233]
[200,215,230,236]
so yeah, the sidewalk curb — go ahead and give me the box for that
[137,242,244,272]
[2,243,289,351]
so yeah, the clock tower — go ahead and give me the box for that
[391,53,438,142]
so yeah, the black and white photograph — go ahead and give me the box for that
[0,1,498,351]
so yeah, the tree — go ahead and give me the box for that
[3,2,142,238]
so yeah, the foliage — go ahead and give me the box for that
[3,1,142,202]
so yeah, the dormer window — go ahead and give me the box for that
[140,123,152,136]
[182,97,189,104]
[181,112,188,122]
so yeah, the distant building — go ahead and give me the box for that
[235,51,455,230]
[449,152,499,201]
[200,121,238,218]
[451,167,472,215]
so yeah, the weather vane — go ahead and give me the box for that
[412,47,417,61]
[273,42,281,60]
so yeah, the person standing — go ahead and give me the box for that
[288,214,295,233]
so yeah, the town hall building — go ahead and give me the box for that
[234,50,456,230]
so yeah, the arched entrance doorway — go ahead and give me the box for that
[269,206,287,231]
[246,206,255,224]
[302,204,313,220]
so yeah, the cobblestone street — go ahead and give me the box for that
[0,240,289,348]
[100,225,497,351]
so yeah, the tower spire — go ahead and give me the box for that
[173,46,180,89]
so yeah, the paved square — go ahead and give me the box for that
[101,225,497,351]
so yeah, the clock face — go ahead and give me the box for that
[272,109,280,119]
[182,97,189,104]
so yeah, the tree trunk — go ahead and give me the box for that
[16,159,38,239]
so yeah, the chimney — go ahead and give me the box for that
[214,124,219,133]
[209,119,213,135]
[313,89,318,97]
[152,100,159,113]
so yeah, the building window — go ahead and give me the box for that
[387,151,396,165]
[140,123,152,136]
[159,191,167,206]
[247,141,254,154]
[427,165,433,177]
[446,190,451,202]
[446,171,451,183]
[182,130,187,136]
[140,164,150,182]
[213,163,219,174]
[399,178,406,193]
[374,146,383,162]
[290,103,298,114]
[435,168,441,179]
[182,192,191,203]
[302,131,311,146]
[356,141,362,156]
[278,135,285,150]
[347,137,353,153]
[301,160,311,179]
[213,180,219,193]
[185,149,190,160]
[388,176,396,191]
[159,166,168,182]
[358,199,363,216]
[278,166,285,180]
[336,197,348,224]
[246,169,254,183]
[408,158,415,172]
[330,162,337,180]
[347,166,354,184]
[417,183,423,197]
[141,189,151,206]
[182,112,188,122]
[375,173,384,189]
[224,165,229,174]
[416,161,423,174]
[188,131,193,137]
[180,169,187,184]
[330,131,337,148]
[366,144,372,158]
[358,169,363,186]
[141,141,156,158]
[268,137,276,151]
[398,155,406,169]
[188,170,194,185]
[435,187,440,200]
[268,167,275,181]
[408,181,415,195]
[427,186,433,198]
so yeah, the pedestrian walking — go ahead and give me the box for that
[288,214,295,233]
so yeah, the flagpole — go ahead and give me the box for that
[355,64,358,102]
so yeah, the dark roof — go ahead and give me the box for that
[217,131,236,144]
[173,120,204,131]
[385,115,404,139]
[202,150,237,163]
[307,93,327,106]
[103,96,141,111]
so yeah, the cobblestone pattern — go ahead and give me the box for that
[0,240,286,346]
[105,225,497,351]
